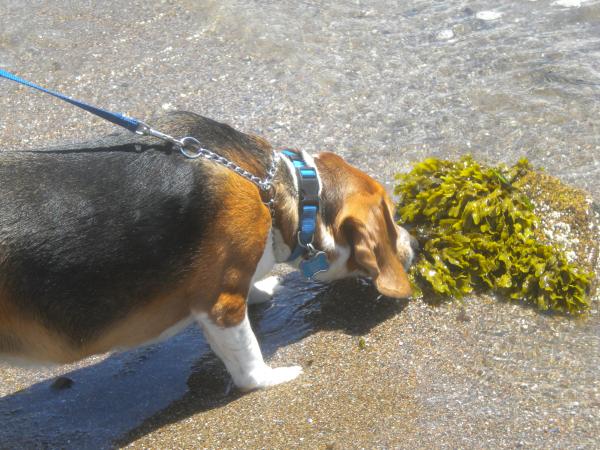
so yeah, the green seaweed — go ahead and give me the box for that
[394,156,593,314]
[358,337,367,350]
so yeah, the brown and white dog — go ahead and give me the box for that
[0,111,416,390]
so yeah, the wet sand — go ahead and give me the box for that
[1,0,599,448]
[123,297,600,449]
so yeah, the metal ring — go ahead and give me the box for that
[297,231,315,252]
[260,181,275,195]
[179,136,204,159]
[259,184,276,206]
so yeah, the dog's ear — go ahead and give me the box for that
[337,194,412,298]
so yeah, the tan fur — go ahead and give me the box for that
[0,292,79,363]
[200,174,272,326]
[84,285,194,357]
[337,195,411,298]
[315,153,412,297]
[93,172,271,353]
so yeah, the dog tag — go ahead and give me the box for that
[300,251,329,280]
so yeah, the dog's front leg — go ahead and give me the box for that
[193,217,300,389]
[247,275,282,304]
[195,306,302,391]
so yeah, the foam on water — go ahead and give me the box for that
[553,0,586,7]
[476,10,504,20]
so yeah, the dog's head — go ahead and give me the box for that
[312,152,417,298]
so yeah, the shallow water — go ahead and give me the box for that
[0,0,599,199]
[0,0,599,447]
[181,0,600,197]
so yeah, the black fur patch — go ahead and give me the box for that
[0,112,268,345]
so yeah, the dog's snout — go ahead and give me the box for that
[396,225,418,269]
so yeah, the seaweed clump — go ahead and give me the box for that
[394,156,594,314]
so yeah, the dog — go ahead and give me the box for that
[0,111,416,390]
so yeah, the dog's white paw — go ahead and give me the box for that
[265,365,303,385]
[238,364,303,391]
[247,275,282,304]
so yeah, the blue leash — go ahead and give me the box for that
[0,67,280,192]
[0,68,141,132]
[0,68,209,154]
[0,68,229,161]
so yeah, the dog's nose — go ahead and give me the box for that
[396,225,418,269]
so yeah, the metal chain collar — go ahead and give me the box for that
[136,122,279,204]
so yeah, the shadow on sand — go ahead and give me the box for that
[0,273,408,449]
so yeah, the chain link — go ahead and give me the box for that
[137,125,279,203]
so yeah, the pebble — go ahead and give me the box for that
[50,376,74,391]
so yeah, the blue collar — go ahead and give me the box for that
[281,150,330,280]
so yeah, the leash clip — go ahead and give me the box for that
[136,125,210,161]
[297,233,320,257]
[135,121,184,148]
[178,136,205,159]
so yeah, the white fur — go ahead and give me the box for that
[280,154,299,196]
[252,229,277,283]
[272,227,292,262]
[305,152,323,196]
[254,275,281,295]
[248,229,282,304]
[193,229,301,390]
[314,224,357,282]
[194,312,302,390]
[271,155,296,265]
[248,275,282,304]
